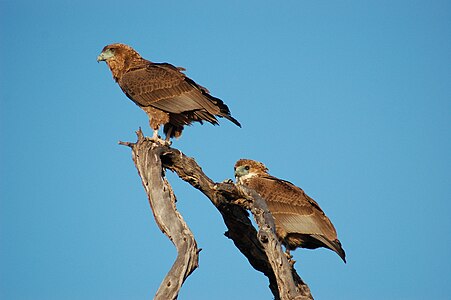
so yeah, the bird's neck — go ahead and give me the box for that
[237,172,259,184]
[106,56,147,81]
[106,59,124,81]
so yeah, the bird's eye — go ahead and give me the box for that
[244,166,250,170]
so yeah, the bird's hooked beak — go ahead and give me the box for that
[97,49,114,63]
[234,166,249,179]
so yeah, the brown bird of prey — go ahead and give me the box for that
[234,159,346,262]
[97,43,240,140]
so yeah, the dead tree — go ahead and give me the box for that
[120,129,313,300]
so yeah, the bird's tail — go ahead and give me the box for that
[313,235,347,263]
[223,114,241,127]
[204,94,241,127]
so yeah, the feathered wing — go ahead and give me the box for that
[245,175,346,262]
[118,62,240,136]
[99,43,241,138]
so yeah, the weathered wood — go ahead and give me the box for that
[160,143,313,300]
[236,185,312,300]
[121,130,199,300]
[120,129,313,299]
[159,148,281,298]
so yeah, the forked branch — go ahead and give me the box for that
[120,129,312,300]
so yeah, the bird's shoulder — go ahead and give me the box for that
[245,174,324,212]
[122,61,184,81]
[118,61,190,99]
[150,63,211,94]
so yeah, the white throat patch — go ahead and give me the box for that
[237,172,259,184]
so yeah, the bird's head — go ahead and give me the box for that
[96,43,141,63]
[97,43,143,81]
[234,159,268,183]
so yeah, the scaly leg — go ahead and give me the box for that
[147,119,171,146]
[165,126,173,142]
[151,129,159,140]
[149,125,171,146]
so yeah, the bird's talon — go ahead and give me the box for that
[147,136,171,146]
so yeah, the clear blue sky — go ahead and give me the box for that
[1,1,450,299]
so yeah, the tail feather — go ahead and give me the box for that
[223,114,241,127]
[312,234,346,263]
[202,92,241,127]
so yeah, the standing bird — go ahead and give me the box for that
[97,43,240,141]
[234,159,346,262]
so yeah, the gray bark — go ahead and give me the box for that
[120,131,198,300]
[120,129,313,300]
[236,185,312,300]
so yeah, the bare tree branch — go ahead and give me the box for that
[121,130,199,300]
[236,185,312,300]
[120,129,313,299]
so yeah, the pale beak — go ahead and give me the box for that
[96,53,105,62]
[97,49,115,63]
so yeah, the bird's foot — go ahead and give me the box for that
[164,135,173,146]
[148,131,171,146]
[148,136,171,146]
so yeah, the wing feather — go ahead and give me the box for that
[118,65,202,112]
[118,62,234,120]
[245,176,338,241]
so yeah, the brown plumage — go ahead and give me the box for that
[234,159,346,262]
[97,43,240,140]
